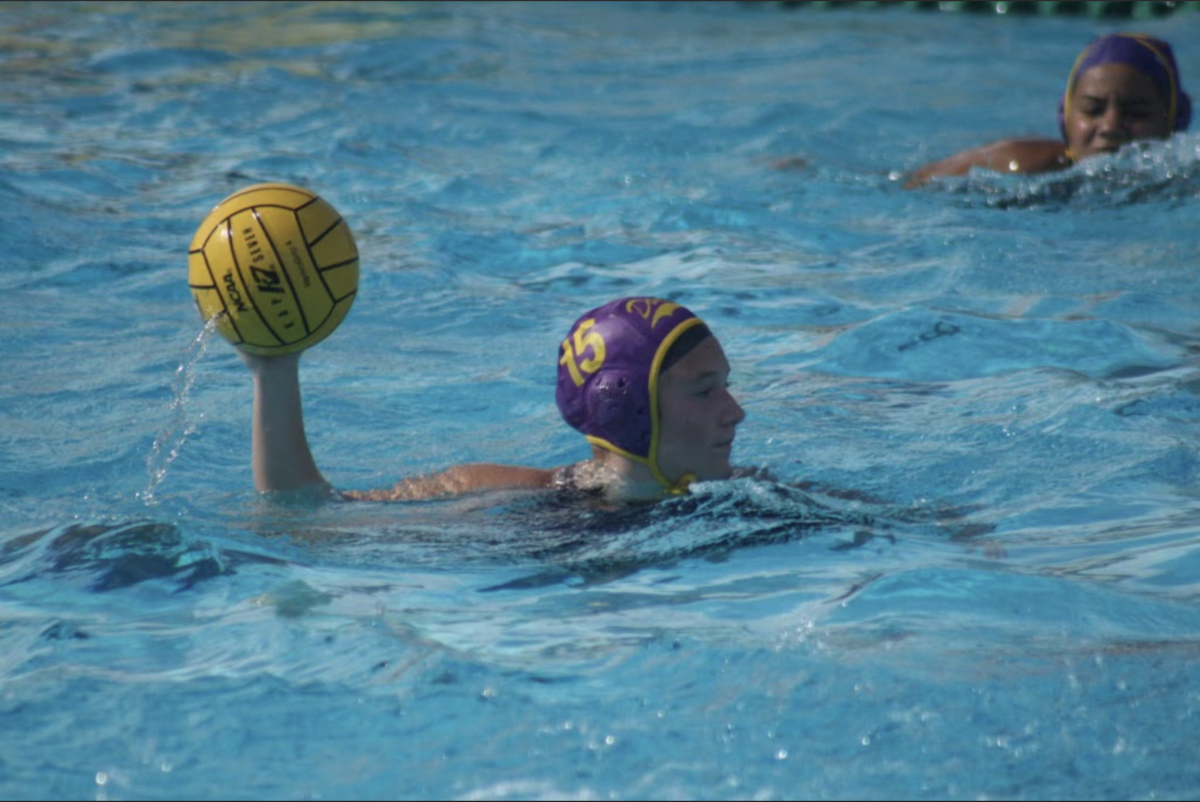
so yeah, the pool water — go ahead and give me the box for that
[3,1,1200,799]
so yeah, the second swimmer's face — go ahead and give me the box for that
[1065,62,1171,160]
[656,336,745,484]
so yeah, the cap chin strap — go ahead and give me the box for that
[586,436,696,496]
[664,472,696,496]
[644,456,697,496]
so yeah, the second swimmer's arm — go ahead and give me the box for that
[243,351,330,494]
[905,137,1069,188]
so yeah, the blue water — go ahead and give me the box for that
[4,1,1200,799]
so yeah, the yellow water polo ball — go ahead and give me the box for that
[187,182,359,355]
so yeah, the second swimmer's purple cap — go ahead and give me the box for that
[556,296,706,470]
[1058,33,1192,138]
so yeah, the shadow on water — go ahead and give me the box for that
[425,479,991,591]
[0,519,284,593]
[0,477,990,598]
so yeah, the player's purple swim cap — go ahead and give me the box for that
[556,297,709,492]
[1058,33,1192,139]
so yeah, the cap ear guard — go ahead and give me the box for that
[576,369,651,459]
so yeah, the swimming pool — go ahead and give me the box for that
[4,0,1200,798]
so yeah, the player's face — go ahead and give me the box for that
[656,336,745,483]
[1065,63,1171,160]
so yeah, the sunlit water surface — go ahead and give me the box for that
[3,2,1200,799]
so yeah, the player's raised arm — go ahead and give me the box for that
[241,351,330,494]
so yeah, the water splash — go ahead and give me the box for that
[929,133,1200,209]
[138,320,220,505]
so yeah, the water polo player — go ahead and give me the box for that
[905,33,1191,188]
[241,296,745,503]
